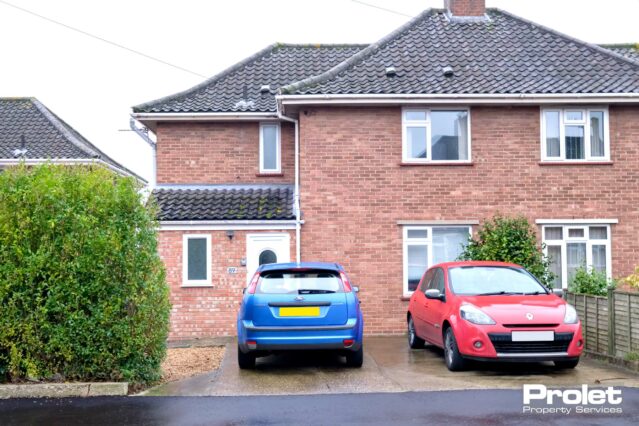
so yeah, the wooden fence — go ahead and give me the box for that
[565,290,639,358]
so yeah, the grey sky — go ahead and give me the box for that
[1,0,637,181]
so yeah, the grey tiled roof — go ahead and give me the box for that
[0,98,144,181]
[282,9,639,95]
[601,44,639,63]
[133,44,366,113]
[153,185,295,221]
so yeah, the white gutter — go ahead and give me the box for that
[277,93,639,106]
[132,112,280,122]
[277,111,301,263]
[0,158,142,181]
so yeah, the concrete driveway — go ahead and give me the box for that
[143,336,639,396]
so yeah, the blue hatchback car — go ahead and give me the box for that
[237,262,364,369]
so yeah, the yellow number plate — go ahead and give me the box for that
[279,307,320,317]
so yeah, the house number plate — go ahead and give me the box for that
[227,267,238,274]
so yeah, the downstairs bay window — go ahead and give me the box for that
[541,223,612,289]
[403,226,471,295]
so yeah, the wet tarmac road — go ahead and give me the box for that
[1,388,638,426]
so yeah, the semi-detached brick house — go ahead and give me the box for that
[132,0,639,340]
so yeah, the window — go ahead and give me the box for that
[402,108,470,163]
[428,268,446,294]
[182,234,211,286]
[542,224,612,289]
[256,270,343,294]
[541,108,609,161]
[403,226,471,295]
[259,249,277,266]
[259,123,281,173]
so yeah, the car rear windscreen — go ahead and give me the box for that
[257,270,343,294]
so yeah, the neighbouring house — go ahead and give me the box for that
[132,0,639,340]
[0,97,143,181]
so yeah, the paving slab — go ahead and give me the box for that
[142,336,639,396]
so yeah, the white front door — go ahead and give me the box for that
[246,233,291,284]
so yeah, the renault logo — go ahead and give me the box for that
[526,313,534,320]
[294,296,305,302]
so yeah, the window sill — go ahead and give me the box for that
[400,295,412,301]
[539,161,613,166]
[181,283,213,288]
[256,172,284,177]
[399,162,474,167]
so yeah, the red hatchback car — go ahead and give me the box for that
[407,261,584,371]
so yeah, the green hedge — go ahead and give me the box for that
[0,164,169,384]
[458,214,554,286]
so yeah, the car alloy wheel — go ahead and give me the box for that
[443,328,466,371]
[408,318,415,345]
[407,316,425,349]
[445,332,454,365]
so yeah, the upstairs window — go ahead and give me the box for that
[402,108,470,163]
[541,108,609,162]
[260,123,281,173]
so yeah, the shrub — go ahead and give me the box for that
[458,214,554,286]
[568,267,615,296]
[622,266,639,290]
[0,164,169,384]
[625,352,639,362]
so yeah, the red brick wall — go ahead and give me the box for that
[445,0,485,16]
[298,105,639,334]
[156,121,294,184]
[159,230,296,340]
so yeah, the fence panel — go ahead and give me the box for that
[566,290,639,358]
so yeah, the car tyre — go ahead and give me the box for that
[443,327,466,371]
[345,346,364,368]
[408,316,425,349]
[554,359,579,369]
[237,345,256,369]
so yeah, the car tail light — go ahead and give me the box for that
[247,272,260,294]
[339,271,352,293]
[247,340,257,350]
[343,339,354,348]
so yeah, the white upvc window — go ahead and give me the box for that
[259,123,281,173]
[402,225,471,295]
[402,108,471,163]
[182,234,212,287]
[540,107,609,162]
[542,224,612,289]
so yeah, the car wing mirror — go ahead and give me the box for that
[552,288,564,298]
[353,286,360,293]
[424,289,442,300]
[242,288,246,294]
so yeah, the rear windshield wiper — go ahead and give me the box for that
[476,291,524,296]
[298,289,336,294]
